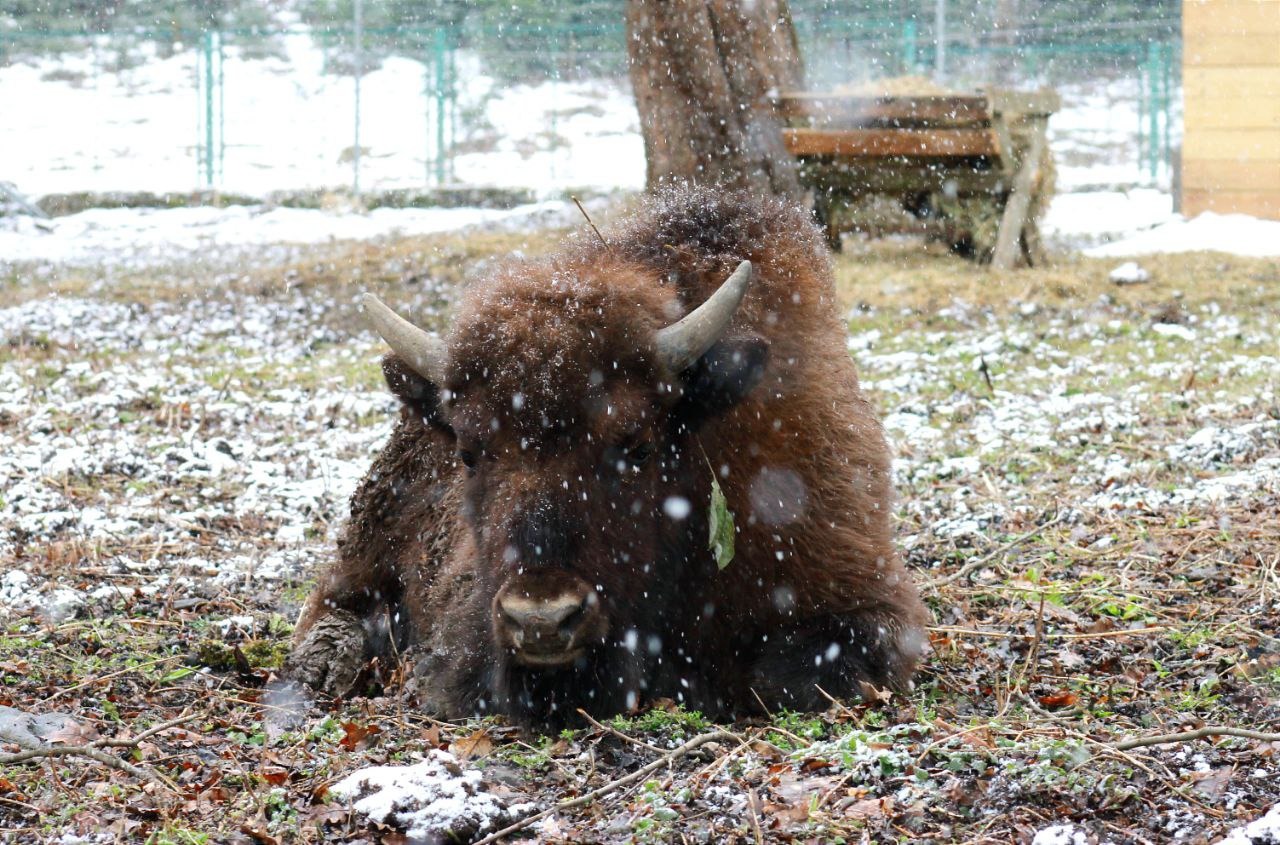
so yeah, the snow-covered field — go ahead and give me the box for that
[1,30,643,198]
[8,29,1278,263]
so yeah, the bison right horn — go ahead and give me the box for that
[360,292,449,385]
[654,259,753,374]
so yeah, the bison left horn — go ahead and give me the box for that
[654,259,754,374]
[360,292,449,385]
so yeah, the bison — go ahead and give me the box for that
[285,185,928,729]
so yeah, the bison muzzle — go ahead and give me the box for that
[285,185,929,729]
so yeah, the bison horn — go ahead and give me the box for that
[654,259,753,374]
[360,292,448,385]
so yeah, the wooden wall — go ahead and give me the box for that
[1182,0,1280,218]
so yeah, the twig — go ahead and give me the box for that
[570,195,609,252]
[748,686,774,719]
[1113,725,1280,752]
[575,709,668,754]
[747,788,765,845]
[471,728,735,845]
[1017,592,1047,689]
[0,744,174,790]
[813,684,858,720]
[977,353,994,395]
[929,512,1068,588]
[93,711,199,748]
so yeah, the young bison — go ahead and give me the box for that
[286,185,928,728]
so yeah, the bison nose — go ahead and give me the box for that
[497,589,598,662]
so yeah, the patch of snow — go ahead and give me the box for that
[1,35,643,198]
[1215,805,1280,845]
[1152,322,1197,341]
[1109,261,1149,285]
[0,201,563,267]
[1086,213,1280,258]
[1044,189,1174,243]
[1032,823,1089,845]
[330,750,528,842]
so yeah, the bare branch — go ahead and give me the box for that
[1114,725,1280,752]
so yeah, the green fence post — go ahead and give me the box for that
[434,27,446,186]
[1147,41,1160,183]
[448,30,457,182]
[1162,41,1173,183]
[203,29,215,188]
[901,19,918,75]
[217,30,225,184]
[1141,54,1152,184]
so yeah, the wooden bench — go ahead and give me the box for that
[774,89,1059,268]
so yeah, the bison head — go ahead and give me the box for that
[363,259,766,725]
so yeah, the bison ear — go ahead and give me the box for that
[382,354,451,432]
[675,333,769,426]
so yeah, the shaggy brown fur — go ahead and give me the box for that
[287,185,929,728]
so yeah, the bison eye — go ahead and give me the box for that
[458,449,478,472]
[626,441,653,467]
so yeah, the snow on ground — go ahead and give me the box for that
[1041,187,1173,244]
[330,750,530,842]
[8,33,1275,260]
[1048,78,1175,192]
[0,32,1218,258]
[1217,804,1280,845]
[1085,212,1280,258]
[0,289,397,618]
[0,200,562,266]
[0,30,643,199]
[864,308,1280,546]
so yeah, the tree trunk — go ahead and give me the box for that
[625,0,806,201]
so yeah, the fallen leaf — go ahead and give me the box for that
[857,681,892,705]
[763,800,810,825]
[451,728,494,761]
[338,722,382,752]
[1038,691,1079,709]
[845,796,894,820]
[1190,766,1233,799]
[239,825,280,845]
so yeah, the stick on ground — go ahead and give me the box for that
[1114,725,1280,752]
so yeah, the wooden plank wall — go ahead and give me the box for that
[1182,0,1280,218]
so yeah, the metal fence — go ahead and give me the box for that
[1,17,1180,198]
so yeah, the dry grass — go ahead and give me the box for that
[832,238,1280,315]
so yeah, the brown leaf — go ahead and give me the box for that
[450,728,494,761]
[338,722,382,752]
[857,680,893,706]
[845,796,894,820]
[1038,691,1079,709]
[799,758,833,773]
[763,800,810,825]
[421,725,442,747]
[239,825,280,845]
[0,777,23,798]
[259,766,290,787]
[1191,766,1234,799]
